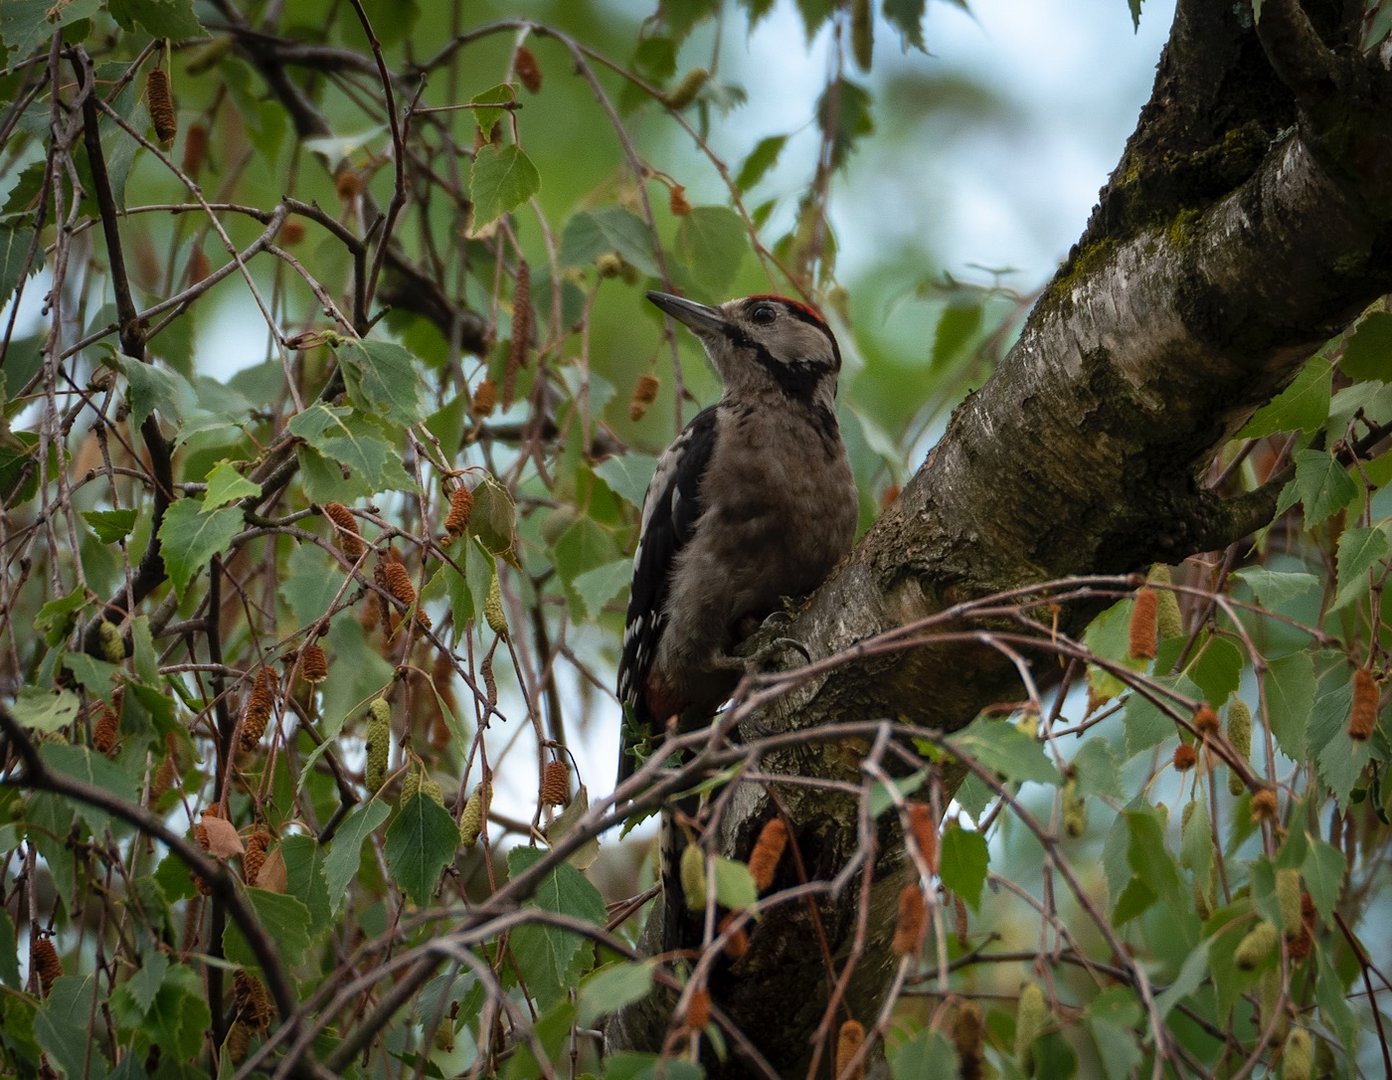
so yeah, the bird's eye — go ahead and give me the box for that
[751,304,776,324]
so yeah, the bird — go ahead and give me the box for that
[616,290,858,786]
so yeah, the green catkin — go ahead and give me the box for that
[1234,920,1279,970]
[1280,1028,1313,1080]
[1063,778,1087,837]
[1226,697,1253,796]
[485,573,508,640]
[1275,868,1302,934]
[459,787,486,847]
[1149,565,1184,639]
[680,845,707,911]
[1014,982,1047,1067]
[851,0,873,70]
[365,698,390,791]
[662,68,708,110]
[99,620,124,662]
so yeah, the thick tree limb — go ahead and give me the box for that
[608,2,1392,1071]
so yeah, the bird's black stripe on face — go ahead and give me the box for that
[721,325,831,399]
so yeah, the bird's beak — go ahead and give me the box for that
[647,291,728,336]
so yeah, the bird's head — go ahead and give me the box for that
[647,291,842,402]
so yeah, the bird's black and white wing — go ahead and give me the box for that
[616,405,719,782]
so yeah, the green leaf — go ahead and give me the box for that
[735,134,787,192]
[82,507,138,543]
[35,976,109,1078]
[603,1053,704,1080]
[1125,804,1181,904]
[9,686,80,733]
[1339,310,1392,381]
[34,586,89,646]
[1231,567,1321,611]
[465,83,517,134]
[201,460,261,511]
[279,834,332,932]
[1180,797,1213,896]
[1153,941,1210,1020]
[883,0,929,50]
[1072,739,1124,800]
[0,223,39,310]
[674,206,747,294]
[116,354,187,429]
[57,653,120,697]
[107,0,205,39]
[1331,523,1390,611]
[335,339,426,427]
[323,799,390,913]
[384,793,459,907]
[123,950,169,1017]
[816,77,873,170]
[39,744,138,835]
[1292,449,1358,527]
[0,0,101,57]
[290,405,413,498]
[224,888,311,970]
[938,823,988,910]
[157,499,244,599]
[947,718,1060,786]
[711,856,758,911]
[1123,675,1199,758]
[1265,651,1315,761]
[889,1026,958,1079]
[469,475,519,563]
[507,846,607,1007]
[470,144,541,231]
[930,303,983,371]
[1185,635,1243,706]
[1111,874,1157,925]
[1237,356,1332,437]
[0,909,20,988]
[145,963,212,1060]
[577,962,654,1027]
[1302,837,1345,926]
[572,559,631,621]
[595,452,658,508]
[559,207,661,278]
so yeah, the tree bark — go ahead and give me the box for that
[608,1,1392,1072]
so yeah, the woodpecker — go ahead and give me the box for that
[616,291,858,784]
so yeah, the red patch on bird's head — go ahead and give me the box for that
[746,294,828,328]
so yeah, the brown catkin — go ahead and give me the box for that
[243,831,270,887]
[147,69,177,143]
[299,642,328,685]
[1128,587,1158,660]
[892,883,927,957]
[1251,788,1279,823]
[186,247,211,286]
[953,1000,985,1080]
[1227,697,1253,797]
[668,185,691,216]
[181,122,208,175]
[685,988,710,1030]
[472,377,497,418]
[240,668,276,751]
[514,45,542,93]
[233,968,273,1029]
[382,559,416,609]
[93,695,120,755]
[1172,743,1198,771]
[1289,892,1316,960]
[335,167,362,202]
[629,373,661,422]
[540,759,570,807]
[747,817,788,891]
[323,502,365,558]
[952,891,969,948]
[718,912,748,959]
[1349,667,1378,740]
[31,937,61,996]
[225,1020,251,1065]
[1193,703,1220,737]
[835,1020,865,1080]
[905,801,938,872]
[662,67,709,109]
[851,0,873,71]
[149,734,178,803]
[504,261,531,408]
[445,485,474,540]
[278,218,306,246]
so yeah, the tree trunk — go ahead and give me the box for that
[607,1,1392,1072]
